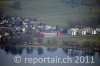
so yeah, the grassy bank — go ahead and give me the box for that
[62,35,100,45]
[20,35,100,51]
[61,35,100,52]
[0,35,100,52]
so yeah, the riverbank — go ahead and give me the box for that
[62,35,100,46]
[61,35,100,52]
[0,35,100,52]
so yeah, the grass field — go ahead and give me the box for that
[0,0,100,25]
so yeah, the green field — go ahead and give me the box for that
[0,0,100,25]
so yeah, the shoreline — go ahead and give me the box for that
[0,35,100,52]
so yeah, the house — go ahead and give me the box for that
[68,27,97,36]
[83,27,97,35]
[78,27,97,35]
[68,28,79,36]
[45,25,51,30]
[91,30,97,35]
[96,28,100,34]
[78,29,87,35]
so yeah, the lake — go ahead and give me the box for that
[0,46,100,66]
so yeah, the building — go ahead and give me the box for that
[83,27,97,35]
[68,27,97,36]
[96,28,100,34]
[40,32,57,37]
[68,28,79,36]
[78,29,87,35]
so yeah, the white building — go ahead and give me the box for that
[96,28,100,34]
[68,28,79,36]
[92,30,97,35]
[68,27,97,36]
[83,27,97,35]
[78,29,87,35]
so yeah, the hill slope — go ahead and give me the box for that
[0,0,100,25]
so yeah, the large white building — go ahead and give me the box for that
[68,28,79,36]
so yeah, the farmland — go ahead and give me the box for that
[0,0,100,25]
